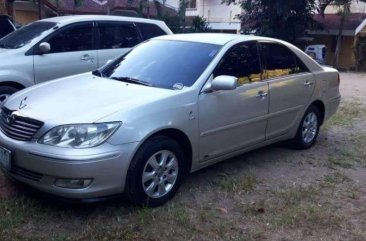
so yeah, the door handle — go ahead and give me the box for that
[256,91,268,99]
[304,80,314,87]
[80,54,94,61]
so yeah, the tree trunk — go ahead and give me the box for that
[333,14,345,68]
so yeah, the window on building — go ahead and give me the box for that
[187,0,197,9]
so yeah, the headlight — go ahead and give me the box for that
[38,122,121,148]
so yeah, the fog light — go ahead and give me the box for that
[55,178,93,189]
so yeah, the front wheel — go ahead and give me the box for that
[125,136,187,207]
[288,105,321,150]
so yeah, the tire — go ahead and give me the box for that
[0,86,19,106]
[125,135,187,207]
[288,105,321,150]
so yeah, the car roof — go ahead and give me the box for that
[155,33,279,46]
[38,15,165,25]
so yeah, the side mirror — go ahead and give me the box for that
[39,42,51,54]
[203,75,238,93]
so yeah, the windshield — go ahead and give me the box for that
[0,21,56,49]
[103,40,221,89]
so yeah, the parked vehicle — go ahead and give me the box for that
[0,15,16,39]
[0,34,341,207]
[305,45,327,65]
[0,15,172,105]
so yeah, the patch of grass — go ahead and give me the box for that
[198,204,217,222]
[324,171,350,184]
[323,135,366,169]
[343,186,360,200]
[219,173,258,194]
[165,201,194,232]
[0,196,43,230]
[274,185,318,206]
[136,206,155,225]
[267,185,341,229]
[230,231,266,241]
[324,100,365,128]
[271,204,340,229]
[326,154,354,169]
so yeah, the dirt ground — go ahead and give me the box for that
[0,72,366,241]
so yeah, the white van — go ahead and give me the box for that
[0,15,172,104]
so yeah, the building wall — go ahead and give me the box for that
[0,0,6,15]
[12,1,39,24]
[324,0,366,13]
[185,0,241,32]
[14,10,38,24]
[310,35,356,69]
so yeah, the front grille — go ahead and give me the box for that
[0,107,43,141]
[11,165,43,182]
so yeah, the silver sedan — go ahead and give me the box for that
[0,34,341,206]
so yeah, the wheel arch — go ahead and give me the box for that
[136,128,193,174]
[310,100,325,125]
[0,81,26,91]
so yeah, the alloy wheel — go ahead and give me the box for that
[302,112,318,144]
[142,150,179,198]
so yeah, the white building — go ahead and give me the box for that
[165,0,242,33]
[164,0,366,33]
[324,0,366,13]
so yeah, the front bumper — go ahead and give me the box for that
[0,131,139,199]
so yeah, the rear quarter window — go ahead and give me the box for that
[135,22,167,40]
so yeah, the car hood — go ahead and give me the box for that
[4,73,176,125]
[0,47,18,56]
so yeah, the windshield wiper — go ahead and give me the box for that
[110,76,153,87]
[92,69,104,77]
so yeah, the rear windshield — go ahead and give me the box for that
[0,21,56,49]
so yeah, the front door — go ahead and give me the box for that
[199,41,269,161]
[259,42,315,139]
[34,22,97,83]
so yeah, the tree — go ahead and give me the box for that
[188,16,210,32]
[178,0,188,32]
[230,0,318,44]
[317,0,366,68]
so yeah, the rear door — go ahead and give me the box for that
[34,22,97,83]
[259,42,315,139]
[96,21,141,68]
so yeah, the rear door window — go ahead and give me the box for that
[260,42,309,79]
[135,22,167,40]
[97,22,141,49]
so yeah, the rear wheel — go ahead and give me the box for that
[0,86,19,106]
[125,135,187,207]
[288,105,321,150]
